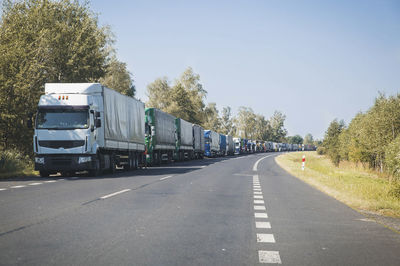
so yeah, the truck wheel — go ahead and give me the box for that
[110,154,116,174]
[39,171,49,178]
[157,151,161,166]
[89,158,101,177]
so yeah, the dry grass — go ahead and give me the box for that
[276,152,400,217]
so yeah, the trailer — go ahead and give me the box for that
[204,130,219,157]
[145,108,176,165]
[34,83,145,177]
[175,118,193,161]
[226,135,235,156]
[219,134,227,156]
[192,124,205,159]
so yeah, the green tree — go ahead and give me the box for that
[202,102,221,131]
[303,133,314,145]
[100,56,135,97]
[146,77,171,109]
[287,135,303,144]
[220,106,235,135]
[234,107,257,139]
[254,114,271,140]
[269,111,287,142]
[0,0,110,154]
[145,67,207,124]
[323,119,345,166]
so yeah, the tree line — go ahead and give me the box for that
[146,67,315,145]
[0,0,134,154]
[322,93,400,182]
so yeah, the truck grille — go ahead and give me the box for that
[39,140,84,149]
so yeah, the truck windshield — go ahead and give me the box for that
[36,109,89,129]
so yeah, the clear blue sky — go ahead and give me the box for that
[91,0,400,139]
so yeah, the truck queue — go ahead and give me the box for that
[33,83,315,177]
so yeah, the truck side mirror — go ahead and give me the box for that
[91,125,95,132]
[95,111,101,118]
[95,119,101,128]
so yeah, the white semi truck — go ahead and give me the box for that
[33,83,145,177]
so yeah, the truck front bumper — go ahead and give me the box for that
[34,154,96,172]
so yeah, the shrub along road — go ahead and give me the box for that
[0,153,399,265]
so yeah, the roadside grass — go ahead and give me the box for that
[276,151,400,217]
[0,149,38,178]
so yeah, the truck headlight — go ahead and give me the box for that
[35,157,44,164]
[78,156,92,164]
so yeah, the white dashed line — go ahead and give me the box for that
[160,175,172,181]
[255,212,268,219]
[253,155,272,171]
[258,250,282,264]
[254,191,262,195]
[44,180,57,183]
[10,185,26,189]
[29,183,43,186]
[253,185,261,189]
[254,200,265,204]
[257,233,276,243]
[254,205,266,211]
[254,195,263,199]
[0,188,7,191]
[201,166,206,168]
[100,189,131,199]
[254,188,262,191]
[256,221,271,229]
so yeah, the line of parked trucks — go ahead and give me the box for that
[32,83,315,177]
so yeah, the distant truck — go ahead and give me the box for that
[145,108,176,165]
[192,124,205,159]
[226,135,235,156]
[219,134,227,156]
[175,118,193,160]
[33,83,145,177]
[204,130,219,157]
[233,137,242,155]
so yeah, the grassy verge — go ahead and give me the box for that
[0,150,38,178]
[275,151,400,217]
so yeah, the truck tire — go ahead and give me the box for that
[110,154,116,174]
[89,157,101,177]
[39,171,49,178]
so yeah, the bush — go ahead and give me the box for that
[316,146,325,155]
[385,136,400,182]
[0,149,28,174]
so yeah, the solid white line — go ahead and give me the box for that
[10,185,26,189]
[29,183,42,186]
[255,212,268,218]
[0,188,7,191]
[44,180,57,183]
[254,200,265,204]
[160,175,173,181]
[258,250,282,264]
[253,155,272,171]
[254,195,263,199]
[254,205,266,211]
[100,189,131,199]
[257,233,275,243]
[256,221,271,229]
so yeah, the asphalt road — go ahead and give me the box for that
[0,153,399,265]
